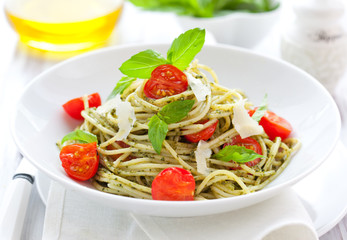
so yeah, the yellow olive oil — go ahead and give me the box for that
[5,0,123,52]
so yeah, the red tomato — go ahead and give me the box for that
[59,142,99,181]
[249,109,293,141]
[224,135,262,167]
[184,120,218,143]
[152,167,195,201]
[63,93,101,120]
[143,64,188,99]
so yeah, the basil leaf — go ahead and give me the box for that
[158,100,195,124]
[148,115,169,154]
[167,28,205,70]
[119,49,168,79]
[252,94,268,122]
[148,100,194,153]
[107,77,137,100]
[61,130,98,145]
[212,145,263,163]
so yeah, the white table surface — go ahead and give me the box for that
[1,1,347,239]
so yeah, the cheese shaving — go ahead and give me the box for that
[232,100,263,138]
[185,72,211,102]
[195,140,211,175]
[97,95,136,140]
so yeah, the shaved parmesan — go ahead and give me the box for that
[232,100,263,138]
[195,140,211,175]
[185,72,211,102]
[97,95,136,140]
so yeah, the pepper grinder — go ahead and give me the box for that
[281,0,347,95]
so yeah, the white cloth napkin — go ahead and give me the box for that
[42,184,318,240]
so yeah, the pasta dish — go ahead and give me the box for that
[59,28,300,201]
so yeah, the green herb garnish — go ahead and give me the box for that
[119,28,205,79]
[158,99,196,124]
[107,76,137,100]
[119,50,168,79]
[166,28,205,70]
[110,28,205,99]
[61,130,98,145]
[148,115,169,154]
[251,94,268,122]
[149,100,195,154]
[212,145,263,163]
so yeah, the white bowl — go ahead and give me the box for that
[11,44,340,217]
[176,6,281,48]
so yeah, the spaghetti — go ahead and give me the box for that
[73,59,300,200]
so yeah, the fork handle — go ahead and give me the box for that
[0,176,34,240]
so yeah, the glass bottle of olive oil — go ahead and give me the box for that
[4,0,123,52]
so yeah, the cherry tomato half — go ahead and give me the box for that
[63,93,101,120]
[59,142,99,181]
[151,167,195,201]
[224,135,262,167]
[249,109,293,141]
[144,64,188,99]
[184,119,218,143]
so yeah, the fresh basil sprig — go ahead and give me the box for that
[119,28,205,79]
[149,100,195,154]
[212,145,263,163]
[107,77,137,100]
[251,94,268,122]
[61,129,98,145]
[110,28,205,100]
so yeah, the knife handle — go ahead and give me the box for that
[0,175,34,240]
